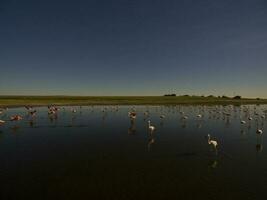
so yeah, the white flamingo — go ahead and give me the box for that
[241,120,246,124]
[160,115,165,119]
[207,134,218,149]
[72,108,77,113]
[148,120,155,132]
[182,116,188,120]
[256,129,263,135]
[0,120,5,125]
[48,110,56,115]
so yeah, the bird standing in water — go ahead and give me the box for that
[0,120,5,126]
[207,134,218,153]
[148,120,155,133]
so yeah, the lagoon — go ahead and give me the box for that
[0,105,267,199]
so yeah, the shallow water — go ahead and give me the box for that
[0,105,267,199]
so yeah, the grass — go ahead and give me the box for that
[0,95,267,107]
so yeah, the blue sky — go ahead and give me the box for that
[0,0,267,97]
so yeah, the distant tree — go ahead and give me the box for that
[222,95,229,99]
[164,94,176,97]
[233,95,241,99]
[207,95,214,98]
[256,98,261,100]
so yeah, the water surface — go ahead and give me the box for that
[0,105,267,199]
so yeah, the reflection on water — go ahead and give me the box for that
[0,105,267,199]
[256,135,263,153]
[256,143,263,152]
[208,159,218,169]
[181,121,187,128]
[147,136,155,152]
[196,122,202,129]
[10,125,20,133]
[128,119,136,135]
[29,120,35,127]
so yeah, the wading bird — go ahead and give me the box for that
[160,115,165,119]
[29,110,37,116]
[241,120,246,124]
[207,134,218,150]
[0,120,5,125]
[182,115,188,120]
[10,115,23,121]
[128,112,137,120]
[148,120,155,132]
[25,106,33,111]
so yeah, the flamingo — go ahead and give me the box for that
[241,120,246,124]
[29,110,37,116]
[128,112,137,120]
[48,106,59,114]
[197,114,202,118]
[207,134,218,149]
[0,120,5,125]
[182,115,188,120]
[48,110,56,115]
[10,115,23,121]
[72,108,77,113]
[256,129,263,135]
[25,106,33,111]
[144,111,149,116]
[160,115,165,119]
[148,120,155,132]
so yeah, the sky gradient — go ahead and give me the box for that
[1,0,267,97]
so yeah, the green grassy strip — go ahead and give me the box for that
[0,96,267,107]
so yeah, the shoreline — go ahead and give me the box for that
[1,96,267,108]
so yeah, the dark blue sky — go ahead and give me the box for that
[1,0,267,97]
